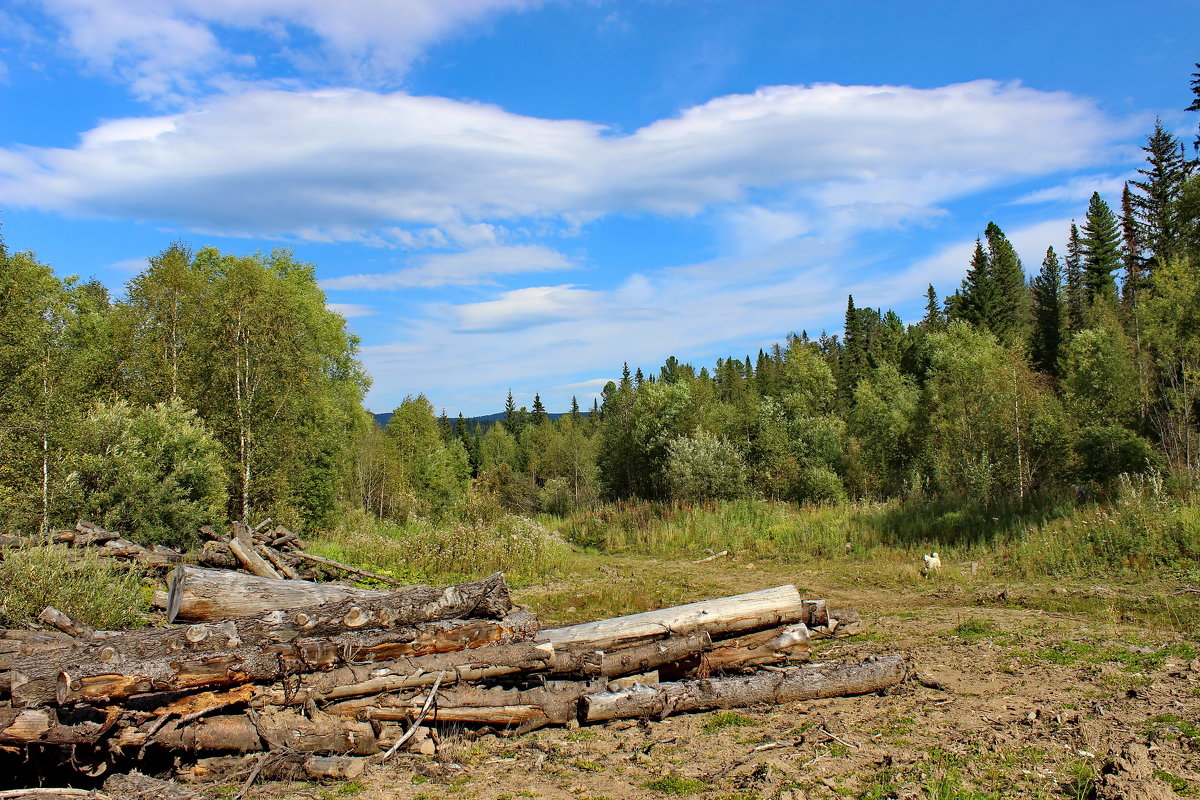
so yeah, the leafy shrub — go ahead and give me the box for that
[666,430,748,502]
[65,399,227,549]
[1074,425,1159,485]
[0,545,149,629]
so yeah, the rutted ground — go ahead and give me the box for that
[254,557,1200,800]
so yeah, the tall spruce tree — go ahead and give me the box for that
[953,239,994,330]
[1121,183,1147,309]
[1079,192,1123,305]
[1030,247,1065,376]
[984,222,1027,345]
[530,393,548,425]
[1129,120,1192,271]
[1064,222,1085,330]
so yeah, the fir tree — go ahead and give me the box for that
[503,389,518,433]
[530,393,548,425]
[570,395,580,421]
[984,222,1027,345]
[954,239,994,329]
[1128,120,1192,270]
[1064,222,1085,330]
[1030,247,1065,376]
[1080,192,1122,305]
[922,284,944,330]
[1121,183,1147,308]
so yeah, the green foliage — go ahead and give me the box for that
[1073,425,1159,485]
[65,400,227,548]
[0,545,148,629]
[702,712,755,731]
[1080,191,1123,304]
[666,430,748,502]
[1060,314,1138,426]
[642,775,707,795]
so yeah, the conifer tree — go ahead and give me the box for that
[531,393,548,425]
[1080,192,1122,305]
[984,222,1027,345]
[1030,247,1065,376]
[1129,120,1192,270]
[1121,183,1147,309]
[954,239,994,329]
[1064,222,1085,330]
[503,389,518,433]
[841,295,867,395]
[570,395,580,421]
[921,284,944,330]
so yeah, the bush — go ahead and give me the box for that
[65,400,227,549]
[666,430,748,502]
[0,546,149,629]
[1074,425,1159,485]
[795,465,848,504]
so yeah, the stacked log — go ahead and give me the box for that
[0,570,899,786]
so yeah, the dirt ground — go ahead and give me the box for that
[224,558,1200,800]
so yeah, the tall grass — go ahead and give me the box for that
[548,476,1200,580]
[0,545,150,629]
[308,507,572,585]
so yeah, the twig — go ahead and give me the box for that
[818,727,858,750]
[290,550,403,585]
[137,712,176,760]
[235,752,269,800]
[1174,586,1200,595]
[0,792,115,800]
[692,550,728,563]
[379,671,446,762]
[751,741,792,753]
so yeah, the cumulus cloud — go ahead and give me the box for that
[320,245,573,290]
[32,0,541,98]
[0,80,1123,242]
[453,285,599,333]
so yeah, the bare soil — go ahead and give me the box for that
[229,558,1200,800]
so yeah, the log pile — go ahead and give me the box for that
[0,568,903,787]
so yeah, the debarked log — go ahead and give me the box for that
[702,623,812,671]
[167,567,511,624]
[113,710,401,755]
[179,753,367,782]
[550,631,712,678]
[536,585,816,651]
[581,654,906,722]
[12,611,536,707]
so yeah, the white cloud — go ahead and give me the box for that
[34,0,541,98]
[325,302,376,318]
[320,245,573,290]
[0,80,1123,242]
[1010,174,1130,205]
[453,285,598,333]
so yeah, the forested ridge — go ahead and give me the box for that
[3,67,1200,552]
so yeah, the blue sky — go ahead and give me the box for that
[1,1,1197,416]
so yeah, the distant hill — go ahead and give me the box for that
[372,410,569,431]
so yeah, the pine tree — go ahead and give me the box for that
[1080,192,1122,305]
[954,239,994,329]
[921,284,944,330]
[570,395,580,421]
[1128,120,1192,270]
[1121,183,1147,309]
[503,389,517,433]
[1189,62,1200,150]
[842,295,867,395]
[1064,222,1085,330]
[984,222,1027,345]
[1030,247,1065,376]
[530,393,548,425]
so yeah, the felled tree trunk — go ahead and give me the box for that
[329,681,600,728]
[166,567,510,623]
[12,611,536,707]
[536,585,817,651]
[551,631,712,678]
[582,654,906,722]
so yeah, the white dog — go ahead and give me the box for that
[922,552,942,578]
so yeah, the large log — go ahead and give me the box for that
[226,537,282,580]
[327,681,599,727]
[582,654,906,722]
[537,585,814,651]
[12,611,535,707]
[550,631,712,678]
[114,710,401,755]
[167,567,510,623]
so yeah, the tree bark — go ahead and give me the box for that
[582,654,906,722]
[226,537,281,580]
[328,681,597,727]
[537,585,814,651]
[167,566,510,623]
[12,611,535,707]
[550,631,712,678]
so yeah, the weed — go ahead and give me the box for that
[0,545,149,629]
[335,781,366,796]
[702,712,756,731]
[1062,758,1098,800]
[1154,769,1196,796]
[574,760,604,772]
[643,775,707,795]
[952,619,995,637]
[1145,715,1200,744]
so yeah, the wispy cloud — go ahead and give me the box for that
[29,0,543,99]
[325,302,376,318]
[0,81,1124,242]
[1010,174,1130,205]
[320,245,574,291]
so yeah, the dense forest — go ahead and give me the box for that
[2,69,1200,549]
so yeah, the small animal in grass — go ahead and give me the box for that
[922,552,942,578]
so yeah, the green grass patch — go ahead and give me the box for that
[0,545,150,629]
[643,775,708,795]
[952,619,996,637]
[702,711,756,731]
[1145,715,1200,744]
[1154,770,1196,796]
